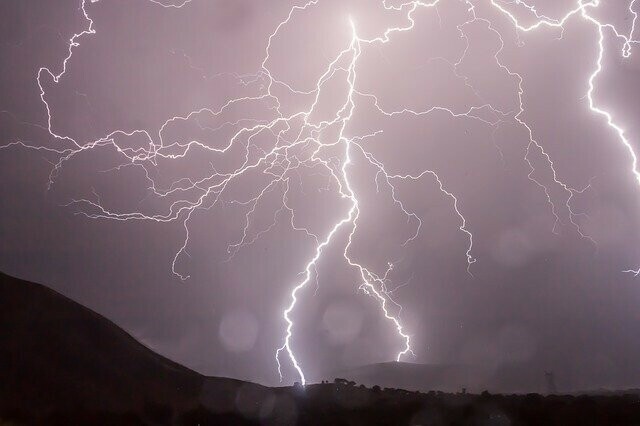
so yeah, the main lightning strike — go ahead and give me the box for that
[3,0,640,386]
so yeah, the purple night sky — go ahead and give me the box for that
[2,0,640,390]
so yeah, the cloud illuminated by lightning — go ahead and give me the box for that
[2,0,640,385]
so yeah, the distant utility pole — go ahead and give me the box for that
[544,371,557,394]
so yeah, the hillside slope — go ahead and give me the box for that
[0,271,203,413]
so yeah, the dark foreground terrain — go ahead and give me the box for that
[1,271,639,425]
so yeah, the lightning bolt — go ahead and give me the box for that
[3,0,640,386]
[487,0,640,270]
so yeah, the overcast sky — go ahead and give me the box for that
[2,0,640,390]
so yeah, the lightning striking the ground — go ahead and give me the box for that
[3,0,640,385]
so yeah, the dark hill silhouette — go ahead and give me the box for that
[0,271,203,414]
[2,270,640,425]
[328,361,545,394]
[0,271,276,424]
